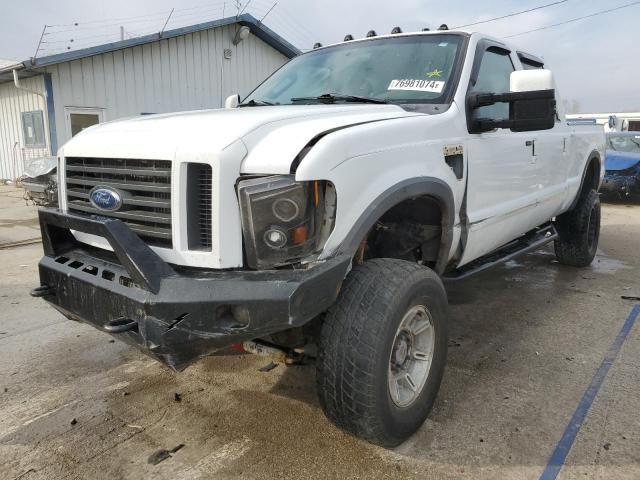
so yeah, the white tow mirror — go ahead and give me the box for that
[225,94,240,109]
[510,69,554,93]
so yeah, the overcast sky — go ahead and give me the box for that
[1,0,637,113]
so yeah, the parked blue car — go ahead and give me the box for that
[601,132,640,198]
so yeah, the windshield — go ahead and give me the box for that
[607,135,640,153]
[242,34,464,106]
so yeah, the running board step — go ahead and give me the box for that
[443,223,558,281]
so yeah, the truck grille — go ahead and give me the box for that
[65,157,173,248]
[186,163,213,250]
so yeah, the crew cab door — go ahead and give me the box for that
[459,43,540,264]
[527,113,569,222]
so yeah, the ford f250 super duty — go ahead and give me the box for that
[32,29,604,447]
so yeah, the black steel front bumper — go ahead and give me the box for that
[34,209,350,370]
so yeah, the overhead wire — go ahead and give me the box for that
[45,3,228,33]
[46,1,229,28]
[40,2,232,54]
[249,0,316,46]
[506,0,640,37]
[453,0,570,28]
[258,2,278,23]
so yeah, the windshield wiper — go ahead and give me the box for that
[239,99,276,107]
[290,93,389,105]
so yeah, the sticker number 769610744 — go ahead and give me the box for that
[387,79,445,93]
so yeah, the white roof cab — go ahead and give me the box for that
[33,30,605,448]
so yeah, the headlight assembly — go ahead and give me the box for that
[238,175,333,269]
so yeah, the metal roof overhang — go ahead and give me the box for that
[0,67,39,84]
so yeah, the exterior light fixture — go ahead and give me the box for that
[233,25,251,45]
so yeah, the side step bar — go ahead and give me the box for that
[443,223,558,281]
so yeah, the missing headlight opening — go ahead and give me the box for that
[237,175,336,269]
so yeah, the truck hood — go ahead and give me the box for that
[62,105,416,173]
[605,150,640,172]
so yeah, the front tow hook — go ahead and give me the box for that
[30,285,55,297]
[104,317,138,333]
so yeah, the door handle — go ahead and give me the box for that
[525,140,536,156]
[526,140,537,164]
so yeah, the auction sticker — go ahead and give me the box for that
[388,79,445,93]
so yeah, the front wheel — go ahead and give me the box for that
[554,189,601,267]
[316,258,448,447]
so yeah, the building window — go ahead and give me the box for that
[21,110,46,148]
[69,112,101,137]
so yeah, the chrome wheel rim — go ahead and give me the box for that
[388,304,435,408]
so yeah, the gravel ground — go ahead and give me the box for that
[1,185,639,479]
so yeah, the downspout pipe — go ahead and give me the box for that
[13,68,51,157]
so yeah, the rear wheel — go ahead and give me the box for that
[554,189,601,267]
[316,258,448,447]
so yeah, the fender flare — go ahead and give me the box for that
[334,177,456,275]
[568,150,602,211]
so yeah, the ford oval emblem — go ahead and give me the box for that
[89,186,124,212]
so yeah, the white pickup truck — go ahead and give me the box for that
[33,29,604,447]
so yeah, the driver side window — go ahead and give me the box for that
[472,48,515,121]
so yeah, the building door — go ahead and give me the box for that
[64,107,105,138]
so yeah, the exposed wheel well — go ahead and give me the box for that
[583,155,601,194]
[355,195,444,269]
[565,153,601,213]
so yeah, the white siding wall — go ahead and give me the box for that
[0,76,49,179]
[45,25,289,150]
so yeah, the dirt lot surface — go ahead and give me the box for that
[1,185,639,479]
